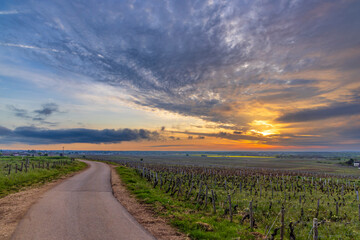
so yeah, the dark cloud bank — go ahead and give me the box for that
[277,102,360,122]
[0,126,159,145]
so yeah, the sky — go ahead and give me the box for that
[1,0,360,151]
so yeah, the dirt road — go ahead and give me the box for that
[11,160,156,240]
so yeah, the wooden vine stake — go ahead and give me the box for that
[228,194,232,222]
[249,200,254,229]
[204,185,208,207]
[316,199,320,218]
[280,207,285,240]
[197,181,203,203]
[187,181,194,199]
[211,190,216,214]
[313,218,318,240]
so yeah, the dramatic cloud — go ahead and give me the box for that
[0,126,159,144]
[3,1,358,119]
[277,102,360,122]
[1,0,360,148]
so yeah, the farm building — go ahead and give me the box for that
[354,162,360,167]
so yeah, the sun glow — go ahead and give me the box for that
[249,120,280,136]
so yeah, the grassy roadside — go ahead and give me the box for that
[115,165,259,240]
[115,163,360,239]
[0,157,87,198]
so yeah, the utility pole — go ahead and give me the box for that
[62,146,64,156]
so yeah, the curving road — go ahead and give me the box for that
[12,160,156,240]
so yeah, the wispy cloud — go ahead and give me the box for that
[34,103,60,116]
[0,42,62,53]
[7,105,31,119]
[0,10,19,15]
[1,0,360,148]
[7,103,62,126]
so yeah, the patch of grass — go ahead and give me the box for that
[0,156,87,198]
[116,165,260,240]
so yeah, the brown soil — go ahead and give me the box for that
[110,165,189,240]
[0,165,89,240]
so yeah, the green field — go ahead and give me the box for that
[0,156,87,198]
[83,153,360,240]
[113,163,360,239]
[86,153,360,239]
[190,154,275,158]
[84,154,360,175]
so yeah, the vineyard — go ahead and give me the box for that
[110,158,360,239]
[0,156,86,197]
